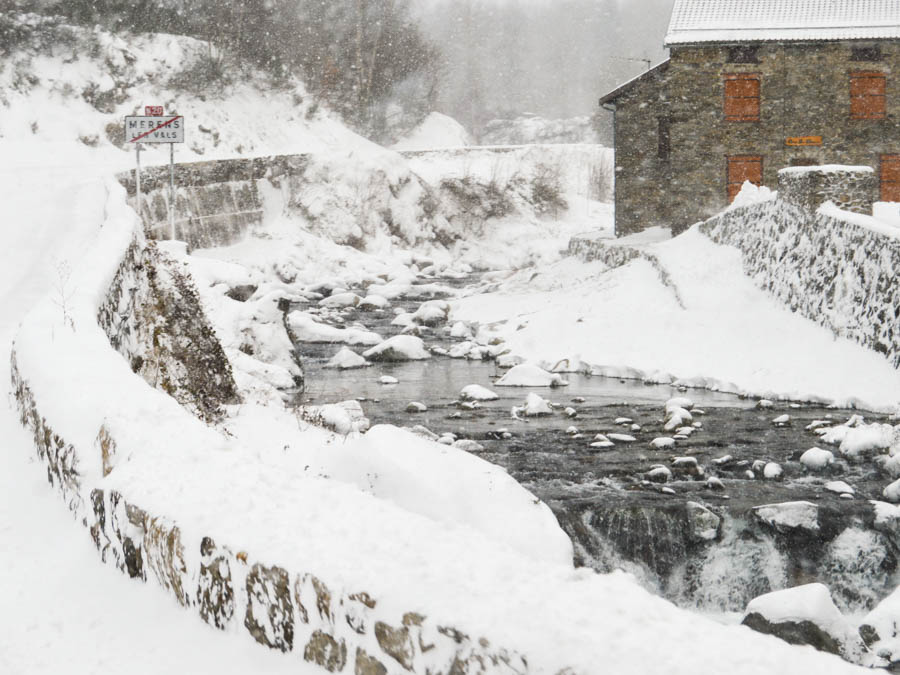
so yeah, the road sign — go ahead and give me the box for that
[145,105,164,116]
[124,115,185,144]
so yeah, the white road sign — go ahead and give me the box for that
[124,115,185,144]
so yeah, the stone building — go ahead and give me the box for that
[599,0,900,235]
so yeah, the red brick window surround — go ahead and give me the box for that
[724,73,760,122]
[850,72,886,119]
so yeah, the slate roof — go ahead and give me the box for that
[665,0,900,45]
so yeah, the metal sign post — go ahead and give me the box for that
[124,108,185,240]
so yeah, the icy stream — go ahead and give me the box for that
[292,282,899,616]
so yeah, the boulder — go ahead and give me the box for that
[752,501,819,536]
[686,501,720,542]
[363,335,431,362]
[495,363,568,387]
[459,384,499,401]
[325,347,369,370]
[742,583,861,658]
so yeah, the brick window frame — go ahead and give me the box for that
[724,73,761,122]
[850,71,886,119]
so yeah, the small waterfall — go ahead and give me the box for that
[669,516,788,612]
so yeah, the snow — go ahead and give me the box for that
[801,448,836,471]
[363,335,431,361]
[287,311,383,346]
[744,583,853,642]
[496,363,568,388]
[825,481,855,496]
[753,502,820,533]
[392,112,472,151]
[460,384,499,401]
[0,16,880,675]
[325,347,369,370]
[452,227,900,411]
[520,392,553,416]
[665,0,900,45]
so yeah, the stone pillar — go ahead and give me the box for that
[777,165,877,214]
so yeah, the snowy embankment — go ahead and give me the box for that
[452,213,900,412]
[701,197,900,370]
[7,178,869,674]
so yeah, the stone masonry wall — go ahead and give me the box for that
[567,234,685,308]
[700,198,900,369]
[610,41,900,235]
[778,166,877,214]
[117,156,306,250]
[11,216,544,675]
[96,235,240,422]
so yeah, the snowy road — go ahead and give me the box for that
[0,150,318,674]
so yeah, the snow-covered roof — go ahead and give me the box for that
[665,0,900,46]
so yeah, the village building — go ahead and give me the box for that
[599,0,900,236]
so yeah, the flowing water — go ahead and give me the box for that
[290,281,899,615]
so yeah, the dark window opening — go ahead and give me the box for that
[728,46,760,63]
[658,117,671,161]
[852,45,882,62]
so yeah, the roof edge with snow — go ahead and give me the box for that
[665,0,900,47]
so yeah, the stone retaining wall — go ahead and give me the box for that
[778,166,877,215]
[567,234,684,308]
[117,155,309,250]
[701,198,900,368]
[11,194,540,674]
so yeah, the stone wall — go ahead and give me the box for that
[11,350,532,674]
[567,233,684,308]
[700,198,900,368]
[607,41,900,235]
[11,193,544,674]
[96,236,240,422]
[778,165,877,214]
[117,155,307,250]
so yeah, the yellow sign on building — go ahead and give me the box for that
[785,136,823,146]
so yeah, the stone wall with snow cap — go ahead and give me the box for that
[777,165,877,215]
[701,197,900,370]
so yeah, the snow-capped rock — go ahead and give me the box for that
[742,583,862,658]
[800,447,834,471]
[521,392,553,417]
[363,335,431,362]
[411,299,450,327]
[459,384,499,401]
[319,292,362,308]
[650,437,676,449]
[752,501,819,535]
[287,311,382,345]
[325,347,369,370]
[495,363,568,387]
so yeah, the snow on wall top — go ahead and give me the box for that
[665,0,900,45]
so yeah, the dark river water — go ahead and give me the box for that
[290,284,899,616]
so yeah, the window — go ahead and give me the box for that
[658,116,671,161]
[724,73,760,122]
[727,155,763,202]
[881,155,900,202]
[728,46,760,64]
[851,45,882,62]
[850,72,886,119]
